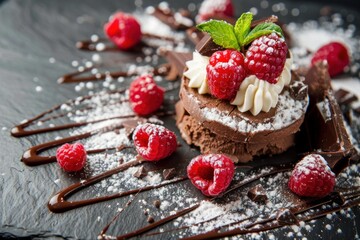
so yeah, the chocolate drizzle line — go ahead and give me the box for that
[58,63,172,84]
[100,191,142,237]
[11,89,126,137]
[48,157,188,213]
[75,33,181,52]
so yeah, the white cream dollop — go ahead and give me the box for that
[231,55,293,116]
[183,51,210,94]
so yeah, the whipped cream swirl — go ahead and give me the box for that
[231,55,293,115]
[183,51,210,94]
[184,51,293,116]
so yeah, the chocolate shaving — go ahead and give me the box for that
[163,168,176,180]
[122,118,146,138]
[153,200,161,208]
[147,216,155,223]
[276,208,299,226]
[289,80,308,101]
[133,166,147,179]
[247,184,268,203]
[331,192,345,205]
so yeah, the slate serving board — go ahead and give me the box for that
[0,0,359,239]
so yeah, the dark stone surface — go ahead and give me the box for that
[0,0,359,239]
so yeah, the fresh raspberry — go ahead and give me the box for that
[187,154,235,197]
[206,50,247,100]
[56,143,87,172]
[311,42,350,77]
[129,75,164,116]
[288,154,336,198]
[104,12,142,50]
[133,123,177,161]
[244,33,288,84]
[196,0,234,23]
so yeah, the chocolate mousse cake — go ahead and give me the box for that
[176,16,309,162]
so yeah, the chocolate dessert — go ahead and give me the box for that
[176,17,309,162]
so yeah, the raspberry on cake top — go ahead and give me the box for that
[184,12,293,116]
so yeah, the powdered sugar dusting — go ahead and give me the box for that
[194,90,308,133]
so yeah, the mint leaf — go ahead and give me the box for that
[243,22,284,46]
[234,12,253,48]
[197,20,240,50]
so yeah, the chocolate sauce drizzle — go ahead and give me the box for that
[75,32,181,52]
[58,63,172,84]
[48,157,188,213]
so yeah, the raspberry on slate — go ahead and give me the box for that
[104,12,142,50]
[133,123,177,161]
[206,50,247,100]
[311,42,350,77]
[56,143,87,172]
[187,154,235,197]
[197,0,234,23]
[244,33,288,84]
[129,75,164,116]
[288,154,336,198]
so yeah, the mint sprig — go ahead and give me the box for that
[234,12,253,48]
[197,20,240,50]
[197,12,284,53]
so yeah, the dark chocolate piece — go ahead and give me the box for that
[163,168,176,180]
[151,6,193,30]
[161,50,192,79]
[303,62,356,174]
[334,89,358,105]
[247,184,268,203]
[133,166,147,179]
[304,61,331,101]
[153,200,161,208]
[276,208,299,226]
[195,34,225,57]
[250,15,278,28]
[186,27,205,45]
[289,80,308,100]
